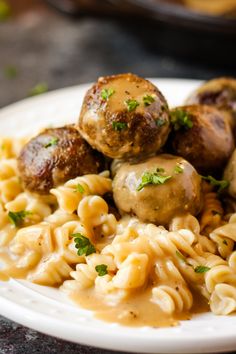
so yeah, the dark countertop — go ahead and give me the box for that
[0,2,235,353]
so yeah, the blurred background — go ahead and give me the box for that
[0,0,235,108]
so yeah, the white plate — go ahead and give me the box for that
[1,79,236,354]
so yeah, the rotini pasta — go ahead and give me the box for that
[51,174,112,213]
[199,181,224,235]
[0,159,22,203]
[209,214,236,259]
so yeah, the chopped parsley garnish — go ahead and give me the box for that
[125,99,139,112]
[156,167,165,173]
[8,210,32,227]
[155,118,166,127]
[201,175,229,193]
[4,65,18,79]
[75,183,85,194]
[101,88,115,100]
[136,169,171,191]
[143,94,155,106]
[29,82,48,97]
[174,164,184,174]
[112,121,127,131]
[171,109,193,131]
[0,0,11,21]
[194,265,210,274]
[223,239,228,245]
[72,233,96,256]
[95,264,108,276]
[44,137,58,148]
[176,250,187,263]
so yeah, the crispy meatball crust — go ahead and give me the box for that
[112,154,202,226]
[17,125,104,194]
[78,73,170,159]
[170,105,234,175]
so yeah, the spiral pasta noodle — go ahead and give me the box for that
[199,181,224,236]
[209,214,236,259]
[51,174,112,213]
[0,159,22,203]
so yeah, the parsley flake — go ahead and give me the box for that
[201,175,229,193]
[8,210,32,227]
[72,233,96,256]
[29,82,48,97]
[112,121,127,131]
[194,265,210,274]
[143,94,155,106]
[176,250,187,264]
[223,239,228,246]
[95,264,108,276]
[174,164,184,174]
[0,0,11,21]
[156,167,165,173]
[4,65,18,79]
[137,170,171,191]
[75,183,85,194]
[125,99,139,112]
[101,88,115,100]
[171,109,193,131]
[155,118,166,127]
[44,137,58,148]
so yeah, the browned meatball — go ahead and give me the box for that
[78,73,170,160]
[112,155,202,226]
[186,77,236,127]
[18,125,104,194]
[170,105,234,174]
[223,149,236,199]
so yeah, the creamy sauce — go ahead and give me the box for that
[0,270,9,281]
[71,287,208,328]
[0,252,29,279]
[101,75,158,114]
[0,247,209,327]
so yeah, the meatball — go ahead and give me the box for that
[112,155,202,226]
[78,73,170,159]
[186,77,236,127]
[170,105,234,174]
[18,125,104,194]
[223,149,236,199]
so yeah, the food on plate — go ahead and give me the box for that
[224,149,236,198]
[2,74,236,328]
[17,125,104,194]
[186,77,236,128]
[78,73,170,159]
[113,155,202,225]
[170,105,234,174]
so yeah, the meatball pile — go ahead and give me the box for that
[17,74,236,226]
